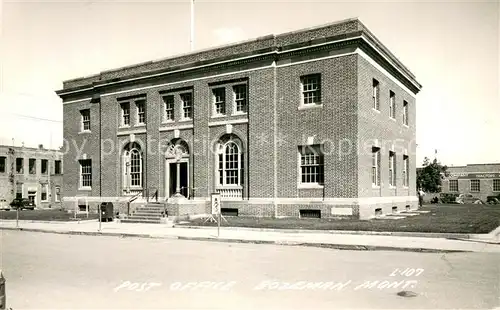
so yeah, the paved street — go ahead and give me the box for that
[1,230,499,309]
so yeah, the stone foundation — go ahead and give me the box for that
[62,196,418,220]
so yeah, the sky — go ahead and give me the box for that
[0,0,499,167]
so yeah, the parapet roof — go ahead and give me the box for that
[58,17,421,94]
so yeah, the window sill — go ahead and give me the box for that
[372,185,381,189]
[79,187,92,191]
[389,186,396,189]
[403,124,409,128]
[179,118,193,123]
[119,125,131,129]
[216,186,243,189]
[233,111,248,116]
[78,130,91,134]
[162,120,175,125]
[390,117,396,121]
[403,186,409,189]
[134,124,146,128]
[372,109,381,113]
[298,184,324,189]
[298,104,323,111]
[211,114,227,119]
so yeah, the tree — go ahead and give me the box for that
[417,157,448,193]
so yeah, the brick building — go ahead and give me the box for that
[441,163,500,202]
[56,18,421,220]
[0,144,63,209]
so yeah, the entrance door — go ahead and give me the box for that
[179,162,188,197]
[168,162,189,198]
[28,191,36,205]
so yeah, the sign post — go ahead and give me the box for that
[98,203,102,232]
[16,207,19,228]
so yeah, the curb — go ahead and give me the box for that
[1,227,469,253]
[0,219,98,224]
[177,225,475,239]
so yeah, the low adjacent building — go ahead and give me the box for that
[441,163,500,201]
[0,144,63,209]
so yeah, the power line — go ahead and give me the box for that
[10,114,63,123]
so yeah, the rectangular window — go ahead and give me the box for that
[81,109,90,131]
[29,158,36,174]
[181,93,193,119]
[55,160,62,174]
[16,158,23,174]
[402,155,409,187]
[389,151,396,187]
[136,100,146,124]
[403,100,409,125]
[233,85,247,113]
[163,95,174,122]
[301,74,321,105]
[299,145,324,185]
[470,179,480,192]
[212,88,226,116]
[0,156,5,173]
[41,184,47,201]
[493,179,500,192]
[372,147,380,186]
[80,159,92,189]
[55,186,61,202]
[41,159,48,174]
[121,102,130,126]
[449,179,458,192]
[389,91,395,119]
[372,79,380,110]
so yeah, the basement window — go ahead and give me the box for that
[221,208,238,217]
[299,209,321,219]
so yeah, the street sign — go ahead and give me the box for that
[211,193,221,215]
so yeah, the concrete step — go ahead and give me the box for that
[133,209,165,214]
[136,207,166,211]
[132,212,164,217]
[128,215,164,220]
[121,218,162,224]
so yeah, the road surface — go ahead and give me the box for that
[1,230,499,309]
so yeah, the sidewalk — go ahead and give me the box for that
[1,219,499,253]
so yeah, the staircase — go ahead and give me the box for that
[121,202,167,224]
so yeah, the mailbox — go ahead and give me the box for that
[99,202,114,222]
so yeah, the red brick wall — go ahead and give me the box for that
[356,55,417,200]
[276,54,359,199]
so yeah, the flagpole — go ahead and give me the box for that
[190,0,194,51]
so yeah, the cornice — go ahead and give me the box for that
[56,35,421,99]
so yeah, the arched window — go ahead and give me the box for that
[217,139,243,187]
[123,143,143,191]
[130,149,142,187]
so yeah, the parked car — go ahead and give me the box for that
[486,194,500,204]
[455,194,483,204]
[439,193,459,204]
[0,199,10,211]
[10,198,35,210]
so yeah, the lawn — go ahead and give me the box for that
[179,204,500,234]
[0,209,99,222]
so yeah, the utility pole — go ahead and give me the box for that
[190,0,194,51]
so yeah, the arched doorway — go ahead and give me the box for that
[165,139,190,199]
